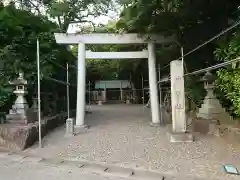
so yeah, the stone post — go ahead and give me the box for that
[65,118,74,137]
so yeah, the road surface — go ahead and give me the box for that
[0,153,129,180]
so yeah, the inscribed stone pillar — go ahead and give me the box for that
[65,118,74,137]
[170,60,193,142]
[76,42,86,128]
[148,43,160,125]
[169,60,193,142]
[170,60,186,133]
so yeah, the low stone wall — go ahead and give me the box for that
[217,121,240,137]
[189,110,240,138]
[0,110,76,151]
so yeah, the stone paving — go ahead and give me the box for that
[25,105,240,180]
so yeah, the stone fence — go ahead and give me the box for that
[0,110,76,151]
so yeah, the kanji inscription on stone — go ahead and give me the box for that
[176,76,182,80]
[175,90,183,109]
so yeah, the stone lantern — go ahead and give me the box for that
[6,72,30,124]
[201,71,216,111]
[202,71,215,85]
[197,71,229,120]
[194,71,231,135]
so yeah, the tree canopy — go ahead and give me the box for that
[115,0,240,111]
[5,0,116,31]
[0,3,76,111]
[1,0,240,117]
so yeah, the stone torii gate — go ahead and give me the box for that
[54,33,175,131]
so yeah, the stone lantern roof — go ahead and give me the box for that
[9,73,27,85]
[201,71,215,84]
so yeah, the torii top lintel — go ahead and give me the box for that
[54,33,175,45]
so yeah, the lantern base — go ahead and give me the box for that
[197,90,231,122]
[6,109,38,125]
[193,119,220,136]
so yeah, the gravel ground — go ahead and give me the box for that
[25,104,240,180]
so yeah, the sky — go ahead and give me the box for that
[67,15,116,33]
[67,8,121,33]
[3,0,121,33]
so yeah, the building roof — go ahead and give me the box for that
[95,80,132,89]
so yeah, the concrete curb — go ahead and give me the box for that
[0,151,211,180]
[0,151,165,180]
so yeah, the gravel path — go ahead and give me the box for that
[25,105,240,180]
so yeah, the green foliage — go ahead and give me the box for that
[0,86,11,108]
[117,0,180,36]
[215,69,240,115]
[48,1,70,17]
[0,5,57,80]
[3,0,240,114]
[0,4,75,110]
[4,0,114,32]
[215,31,240,62]
[185,76,204,108]
[214,29,240,116]
[116,0,240,107]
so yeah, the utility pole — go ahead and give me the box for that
[158,64,163,125]
[66,63,70,119]
[141,75,145,107]
[37,39,42,148]
[88,81,91,106]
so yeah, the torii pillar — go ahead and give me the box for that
[148,43,160,126]
[75,42,87,129]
